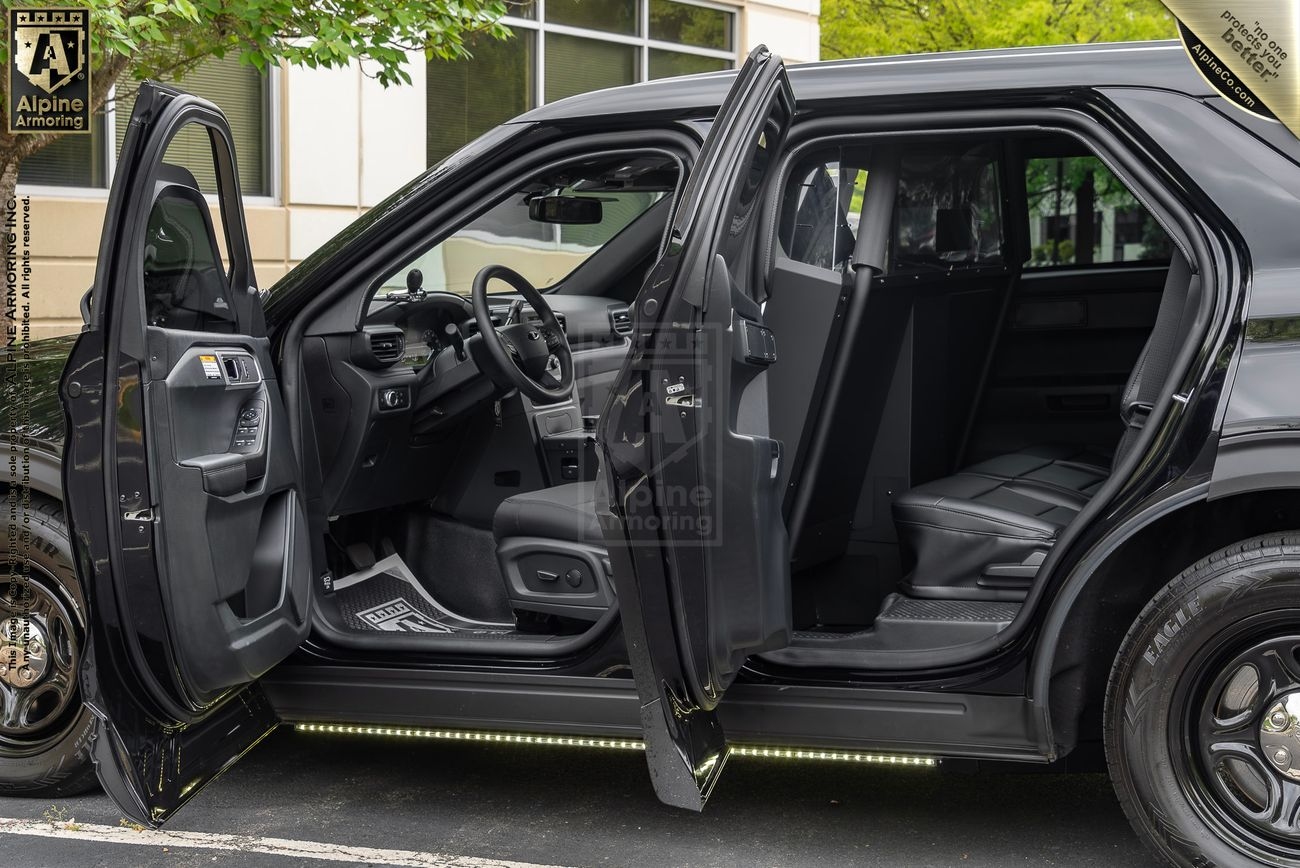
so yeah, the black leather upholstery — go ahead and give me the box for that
[892,252,1193,597]
[893,445,1108,596]
[492,481,602,543]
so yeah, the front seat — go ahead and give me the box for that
[891,250,1196,599]
[492,481,601,543]
[491,481,613,620]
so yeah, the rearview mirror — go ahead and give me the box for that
[528,195,603,225]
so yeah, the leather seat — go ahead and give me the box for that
[892,445,1109,597]
[891,252,1195,597]
[492,481,602,544]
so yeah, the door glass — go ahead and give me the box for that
[1024,154,1172,267]
[142,128,239,333]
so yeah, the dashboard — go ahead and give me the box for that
[304,289,634,518]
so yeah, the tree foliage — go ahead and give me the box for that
[821,0,1177,60]
[0,0,514,197]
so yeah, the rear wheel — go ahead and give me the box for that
[1106,533,1300,867]
[0,495,97,797]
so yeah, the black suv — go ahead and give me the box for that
[2,41,1298,867]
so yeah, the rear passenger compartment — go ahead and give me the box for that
[760,130,1192,665]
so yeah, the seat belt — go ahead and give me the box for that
[1115,252,1195,461]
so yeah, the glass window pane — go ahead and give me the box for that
[428,29,535,167]
[18,120,106,187]
[545,0,637,34]
[1024,155,1171,267]
[779,153,867,272]
[544,34,638,102]
[648,49,730,80]
[891,142,1004,273]
[374,156,676,301]
[649,0,732,50]
[507,0,538,18]
[144,129,239,334]
[116,55,270,196]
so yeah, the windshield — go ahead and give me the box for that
[378,153,677,296]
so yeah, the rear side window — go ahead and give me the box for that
[1024,154,1172,267]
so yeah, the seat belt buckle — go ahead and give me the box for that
[1122,400,1153,429]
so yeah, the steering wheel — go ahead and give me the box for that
[472,264,574,404]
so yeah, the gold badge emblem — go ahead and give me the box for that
[7,8,91,134]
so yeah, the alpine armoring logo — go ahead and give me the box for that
[7,7,90,134]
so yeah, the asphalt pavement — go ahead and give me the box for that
[0,726,1156,867]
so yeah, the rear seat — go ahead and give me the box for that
[892,445,1110,597]
[891,251,1195,599]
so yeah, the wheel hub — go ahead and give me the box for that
[1261,691,1300,781]
[0,616,48,689]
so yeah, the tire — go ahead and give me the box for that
[0,494,98,798]
[1106,533,1300,867]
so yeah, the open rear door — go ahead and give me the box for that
[59,83,312,826]
[596,46,795,810]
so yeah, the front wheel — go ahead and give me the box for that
[0,495,98,797]
[1107,533,1300,867]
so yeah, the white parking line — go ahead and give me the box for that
[0,817,571,868]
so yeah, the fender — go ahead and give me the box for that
[1026,479,1211,755]
[0,440,64,503]
[1206,427,1300,499]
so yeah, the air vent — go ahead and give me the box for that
[369,332,404,363]
[353,327,406,369]
[609,306,632,336]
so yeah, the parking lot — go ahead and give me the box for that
[0,726,1156,867]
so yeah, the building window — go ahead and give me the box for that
[427,28,537,170]
[116,55,272,196]
[427,0,737,166]
[18,54,273,197]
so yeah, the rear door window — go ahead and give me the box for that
[1024,153,1172,267]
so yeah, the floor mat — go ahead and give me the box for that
[333,554,515,634]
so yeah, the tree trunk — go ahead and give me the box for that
[0,158,17,213]
[1074,170,1096,265]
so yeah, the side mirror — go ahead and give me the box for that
[528,195,603,225]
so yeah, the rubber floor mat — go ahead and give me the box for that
[333,554,515,634]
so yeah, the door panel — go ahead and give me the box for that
[596,47,794,810]
[60,83,310,826]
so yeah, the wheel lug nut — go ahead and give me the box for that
[1271,710,1290,730]
[17,666,33,682]
[1273,747,1293,768]
[25,640,39,656]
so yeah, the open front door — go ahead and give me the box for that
[59,83,312,826]
[596,47,795,810]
